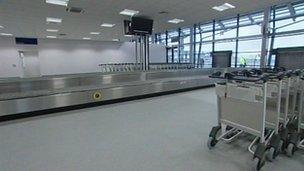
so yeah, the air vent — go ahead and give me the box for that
[159,11,169,15]
[66,7,84,13]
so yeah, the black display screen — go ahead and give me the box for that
[15,38,38,45]
[130,17,153,35]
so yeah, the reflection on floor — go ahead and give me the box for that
[0,88,303,171]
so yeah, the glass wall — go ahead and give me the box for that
[154,0,304,68]
[194,23,214,68]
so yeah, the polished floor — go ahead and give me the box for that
[0,88,303,171]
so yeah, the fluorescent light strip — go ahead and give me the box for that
[168,18,184,24]
[47,29,59,32]
[223,3,235,9]
[46,36,57,38]
[46,17,62,23]
[124,34,133,37]
[90,32,100,35]
[101,23,115,27]
[83,37,91,40]
[212,3,235,12]
[112,39,119,42]
[0,33,13,36]
[119,9,139,16]
[46,0,69,6]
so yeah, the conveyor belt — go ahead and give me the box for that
[0,75,209,100]
[0,69,231,120]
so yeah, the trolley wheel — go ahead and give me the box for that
[266,147,276,162]
[278,140,284,154]
[286,143,296,157]
[253,157,265,171]
[207,137,217,150]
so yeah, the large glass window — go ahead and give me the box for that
[239,25,261,37]
[195,43,213,68]
[215,40,236,67]
[180,28,191,63]
[194,23,214,68]
[274,34,304,48]
[154,1,304,68]
[238,39,262,68]
[275,16,304,33]
[155,33,166,45]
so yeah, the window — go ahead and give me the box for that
[195,43,213,68]
[274,34,304,48]
[180,44,191,63]
[215,18,237,40]
[195,23,214,42]
[155,1,304,68]
[275,16,304,33]
[215,40,236,67]
[179,28,191,63]
[238,39,262,68]
[239,25,261,37]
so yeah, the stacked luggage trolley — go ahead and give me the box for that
[207,68,304,171]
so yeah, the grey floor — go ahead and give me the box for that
[0,88,303,171]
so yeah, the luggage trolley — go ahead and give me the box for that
[208,72,279,170]
[279,70,303,156]
[251,69,302,157]
[208,70,285,170]
[285,70,304,155]
[298,75,304,150]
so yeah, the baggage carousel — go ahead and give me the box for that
[0,68,230,121]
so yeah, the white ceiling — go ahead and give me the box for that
[0,0,294,41]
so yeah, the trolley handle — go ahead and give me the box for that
[209,72,224,79]
[284,70,294,78]
[292,69,302,76]
[231,70,255,77]
[226,75,269,83]
[265,72,286,80]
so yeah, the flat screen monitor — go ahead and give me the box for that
[130,17,153,35]
[15,38,38,45]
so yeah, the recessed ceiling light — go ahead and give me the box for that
[47,29,59,32]
[168,18,184,24]
[101,23,115,28]
[46,0,69,6]
[46,17,62,24]
[119,9,139,16]
[90,32,100,35]
[83,37,91,40]
[212,3,235,12]
[0,33,13,36]
[46,36,57,38]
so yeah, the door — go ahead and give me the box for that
[19,51,41,78]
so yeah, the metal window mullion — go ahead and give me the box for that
[235,14,240,68]
[268,6,276,67]
[193,24,197,66]
[178,28,181,63]
[165,31,169,63]
[212,20,216,53]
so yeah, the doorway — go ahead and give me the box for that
[19,51,41,78]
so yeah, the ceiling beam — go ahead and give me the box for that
[287,4,296,21]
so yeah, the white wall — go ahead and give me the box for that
[0,37,166,77]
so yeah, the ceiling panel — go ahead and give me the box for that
[0,0,294,41]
